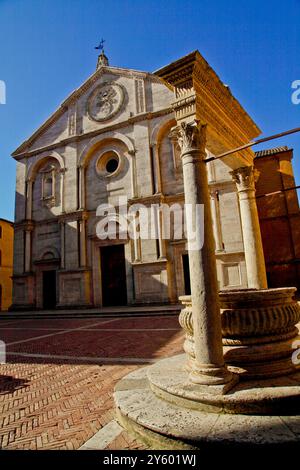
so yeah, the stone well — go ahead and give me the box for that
[179,287,300,379]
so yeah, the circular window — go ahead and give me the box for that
[96,150,121,178]
[106,158,119,174]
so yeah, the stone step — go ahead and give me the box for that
[0,304,181,320]
[115,357,300,450]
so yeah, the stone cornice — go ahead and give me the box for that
[128,192,185,206]
[132,259,167,267]
[15,211,89,228]
[58,210,89,222]
[14,220,35,231]
[155,50,261,168]
[208,179,235,190]
[12,107,173,160]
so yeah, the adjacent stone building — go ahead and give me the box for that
[254,146,300,290]
[10,51,295,310]
[0,218,14,311]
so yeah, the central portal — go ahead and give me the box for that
[43,270,57,309]
[101,244,128,306]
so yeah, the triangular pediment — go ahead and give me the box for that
[12,65,171,158]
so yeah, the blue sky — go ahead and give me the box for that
[0,0,299,221]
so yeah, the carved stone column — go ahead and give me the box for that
[152,144,162,194]
[176,121,234,388]
[24,221,34,273]
[25,178,34,220]
[231,166,267,289]
[79,215,88,267]
[60,220,65,269]
[78,165,86,210]
[210,189,224,252]
[132,215,141,262]
[157,207,166,259]
[59,168,66,213]
[128,150,138,199]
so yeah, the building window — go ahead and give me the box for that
[96,150,121,178]
[106,157,119,174]
[0,250,2,266]
[0,226,2,238]
[40,164,56,205]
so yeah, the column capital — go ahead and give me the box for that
[173,120,207,156]
[26,176,35,184]
[209,188,219,198]
[230,165,255,192]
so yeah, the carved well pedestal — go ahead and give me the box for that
[179,288,300,379]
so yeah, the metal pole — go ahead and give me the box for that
[256,184,300,199]
[204,126,300,163]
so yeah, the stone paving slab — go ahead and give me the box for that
[6,329,183,360]
[0,315,181,450]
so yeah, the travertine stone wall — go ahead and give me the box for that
[11,65,249,309]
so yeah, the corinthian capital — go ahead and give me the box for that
[175,120,207,155]
[230,166,255,192]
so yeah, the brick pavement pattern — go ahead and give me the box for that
[0,315,183,450]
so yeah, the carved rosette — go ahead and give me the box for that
[230,165,255,192]
[179,288,300,379]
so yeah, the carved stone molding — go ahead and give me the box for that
[155,50,260,166]
[179,288,300,379]
[58,210,89,223]
[14,220,35,232]
[174,121,207,156]
[230,165,255,192]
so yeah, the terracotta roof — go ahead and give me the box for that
[255,146,290,158]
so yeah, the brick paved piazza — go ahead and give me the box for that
[0,315,183,450]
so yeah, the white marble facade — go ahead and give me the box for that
[11,58,248,309]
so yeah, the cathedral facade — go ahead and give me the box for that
[11,52,260,310]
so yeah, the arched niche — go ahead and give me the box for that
[26,151,65,182]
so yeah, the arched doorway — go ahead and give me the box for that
[35,249,60,310]
[100,243,127,306]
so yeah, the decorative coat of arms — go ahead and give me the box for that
[87,82,124,122]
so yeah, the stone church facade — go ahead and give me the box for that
[11,52,263,310]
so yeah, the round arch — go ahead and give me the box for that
[26,151,65,182]
[37,245,61,261]
[78,132,135,169]
[150,117,176,148]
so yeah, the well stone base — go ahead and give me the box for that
[180,287,300,379]
[115,357,300,450]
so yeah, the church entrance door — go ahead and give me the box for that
[101,244,127,306]
[43,270,57,309]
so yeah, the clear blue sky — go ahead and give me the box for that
[0,0,299,221]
